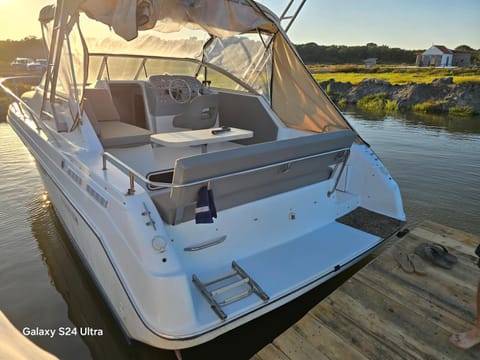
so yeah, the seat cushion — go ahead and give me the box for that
[83,88,121,121]
[98,121,153,148]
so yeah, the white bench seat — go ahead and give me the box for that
[152,130,356,224]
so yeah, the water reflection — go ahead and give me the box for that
[342,108,480,235]
[343,105,480,134]
[29,192,176,360]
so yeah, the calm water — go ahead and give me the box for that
[0,111,479,359]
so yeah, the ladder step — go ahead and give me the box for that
[192,261,270,320]
[219,288,253,306]
[203,271,237,287]
[210,278,250,297]
[192,274,227,320]
[232,261,269,302]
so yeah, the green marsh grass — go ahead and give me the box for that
[357,93,399,115]
[448,106,476,117]
[412,101,447,114]
[309,65,480,85]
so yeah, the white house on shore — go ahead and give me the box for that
[416,45,472,67]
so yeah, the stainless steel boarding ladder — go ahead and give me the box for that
[192,261,269,320]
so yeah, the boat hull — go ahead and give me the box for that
[7,108,404,349]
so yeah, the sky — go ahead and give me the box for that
[0,0,479,50]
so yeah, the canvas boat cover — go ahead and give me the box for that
[55,0,275,40]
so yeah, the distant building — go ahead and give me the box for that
[452,50,472,67]
[416,45,472,67]
[363,58,377,68]
[416,45,453,67]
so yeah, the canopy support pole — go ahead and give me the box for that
[279,0,308,33]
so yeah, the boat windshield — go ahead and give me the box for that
[83,18,272,98]
[87,54,250,93]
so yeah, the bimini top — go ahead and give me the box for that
[42,0,278,40]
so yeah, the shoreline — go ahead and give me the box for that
[1,75,479,122]
[319,77,480,116]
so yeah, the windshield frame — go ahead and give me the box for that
[88,52,258,94]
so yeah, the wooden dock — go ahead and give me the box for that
[252,221,480,360]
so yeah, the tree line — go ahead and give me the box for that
[0,36,45,62]
[1,37,479,66]
[295,42,480,66]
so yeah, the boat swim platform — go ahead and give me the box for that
[252,221,480,360]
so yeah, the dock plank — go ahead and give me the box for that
[368,248,477,320]
[251,344,290,360]
[319,286,436,359]
[421,221,480,250]
[356,264,474,334]
[412,221,480,255]
[338,278,461,360]
[310,295,408,359]
[252,222,480,359]
[271,325,330,360]
[287,313,369,360]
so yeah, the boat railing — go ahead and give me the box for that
[0,76,43,129]
[102,146,350,197]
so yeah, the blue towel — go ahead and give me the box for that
[195,186,217,224]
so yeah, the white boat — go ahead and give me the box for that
[2,0,405,350]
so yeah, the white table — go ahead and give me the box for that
[151,127,253,153]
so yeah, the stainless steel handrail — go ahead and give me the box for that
[328,150,350,197]
[102,146,351,196]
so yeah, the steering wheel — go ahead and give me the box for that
[168,78,192,104]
